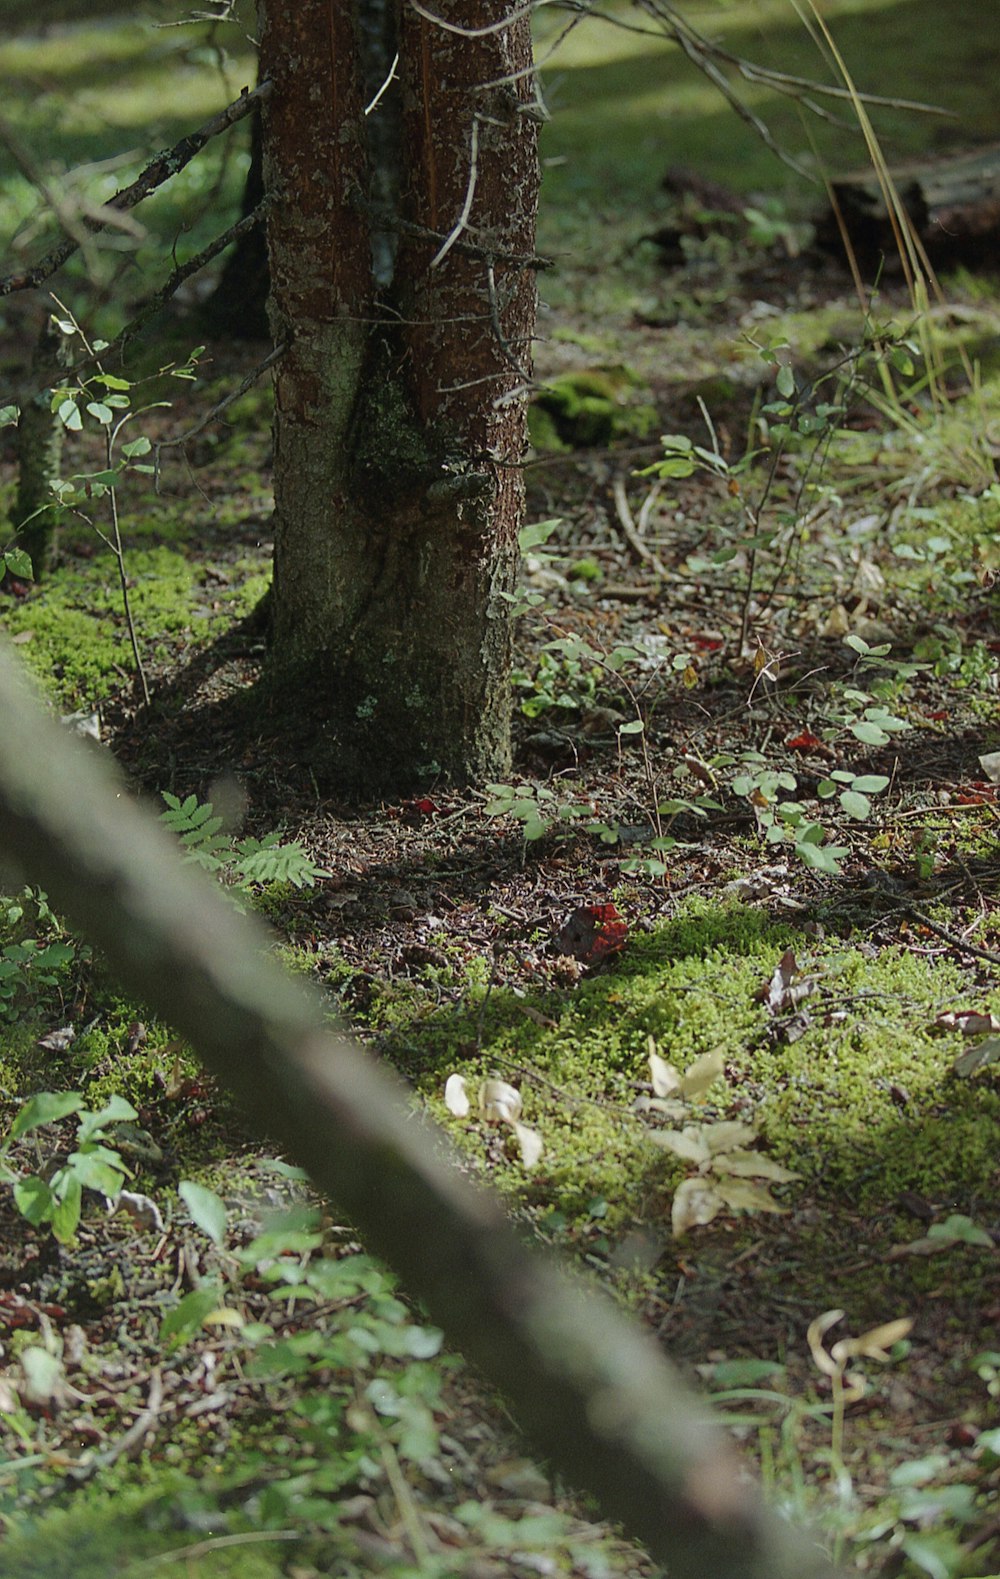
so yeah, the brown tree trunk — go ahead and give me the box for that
[258,0,539,793]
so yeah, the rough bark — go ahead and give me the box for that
[259,0,539,792]
[0,643,844,1579]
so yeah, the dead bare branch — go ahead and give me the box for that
[0,81,271,298]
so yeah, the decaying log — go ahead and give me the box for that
[0,645,843,1579]
[817,143,1000,269]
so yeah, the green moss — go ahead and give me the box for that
[0,1478,293,1578]
[371,900,1000,1239]
[530,366,658,450]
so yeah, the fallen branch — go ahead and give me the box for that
[0,646,842,1579]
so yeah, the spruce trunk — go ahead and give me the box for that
[259,0,539,792]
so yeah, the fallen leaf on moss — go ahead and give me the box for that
[556,902,627,965]
[953,1036,1000,1077]
[479,1079,522,1124]
[936,1010,1000,1035]
[672,1177,724,1235]
[444,1074,471,1117]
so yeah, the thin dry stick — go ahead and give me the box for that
[612,475,668,577]
[153,341,287,487]
[484,260,533,381]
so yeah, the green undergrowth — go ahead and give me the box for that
[359,898,1000,1236]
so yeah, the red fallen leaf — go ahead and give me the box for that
[925,710,949,722]
[689,634,724,651]
[556,903,628,965]
[785,729,822,752]
[953,782,999,805]
[4,576,32,599]
[393,797,443,823]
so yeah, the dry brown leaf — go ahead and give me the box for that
[478,1079,522,1124]
[678,1048,725,1099]
[444,1074,471,1118]
[671,1177,724,1236]
[714,1178,788,1215]
[936,1010,1000,1035]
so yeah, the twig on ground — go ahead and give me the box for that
[612,476,668,577]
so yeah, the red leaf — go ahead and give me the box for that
[785,729,822,752]
[556,903,628,965]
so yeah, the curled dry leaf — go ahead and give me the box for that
[936,1010,1000,1036]
[979,750,1000,783]
[758,949,814,1013]
[444,1073,471,1118]
[512,1121,544,1170]
[672,1177,724,1236]
[479,1078,522,1125]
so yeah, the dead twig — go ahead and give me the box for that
[0,82,271,298]
[612,476,668,577]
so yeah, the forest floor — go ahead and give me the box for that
[3,5,1000,1578]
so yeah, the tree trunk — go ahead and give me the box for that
[258,0,539,793]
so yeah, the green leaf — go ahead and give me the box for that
[10,1091,83,1141]
[3,548,33,580]
[839,790,872,820]
[76,1095,137,1143]
[850,721,889,746]
[160,1282,227,1346]
[179,1180,228,1247]
[85,401,113,425]
[618,719,645,735]
[121,436,152,459]
[49,1171,83,1242]
[68,1151,125,1196]
[0,404,19,426]
[13,1175,54,1225]
[518,517,561,552]
[57,399,82,432]
[97,373,132,391]
[776,363,796,398]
